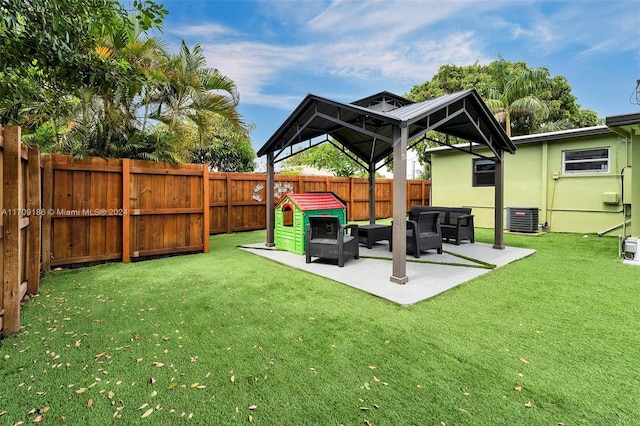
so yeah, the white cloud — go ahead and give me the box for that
[169,0,638,113]
[167,23,237,38]
[201,41,314,109]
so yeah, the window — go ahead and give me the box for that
[473,158,495,187]
[563,148,609,174]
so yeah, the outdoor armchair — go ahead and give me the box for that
[305,215,359,267]
[390,211,443,258]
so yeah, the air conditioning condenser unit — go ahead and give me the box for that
[507,207,539,233]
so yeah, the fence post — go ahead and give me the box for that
[202,164,210,252]
[122,159,131,262]
[226,173,232,233]
[27,145,41,295]
[41,154,53,271]
[349,177,355,222]
[2,126,22,334]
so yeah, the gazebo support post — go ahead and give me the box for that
[266,151,275,247]
[368,162,376,224]
[493,152,505,249]
[390,124,408,284]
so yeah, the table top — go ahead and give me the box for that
[358,224,391,230]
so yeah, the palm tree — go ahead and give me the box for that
[150,41,243,137]
[484,57,553,137]
[52,12,169,158]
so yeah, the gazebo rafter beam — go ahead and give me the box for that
[328,140,369,170]
[407,108,466,142]
[461,107,501,160]
[273,136,329,164]
[316,111,393,144]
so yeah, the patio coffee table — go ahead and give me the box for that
[358,224,392,249]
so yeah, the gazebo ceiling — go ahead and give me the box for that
[257,88,515,165]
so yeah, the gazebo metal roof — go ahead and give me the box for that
[258,88,515,284]
[258,88,515,167]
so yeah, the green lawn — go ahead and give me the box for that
[1,230,638,425]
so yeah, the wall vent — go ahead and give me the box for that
[507,207,539,233]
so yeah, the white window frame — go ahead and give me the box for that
[562,148,610,174]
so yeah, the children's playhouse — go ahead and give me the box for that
[275,192,347,254]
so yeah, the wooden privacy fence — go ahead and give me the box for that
[42,156,429,267]
[42,154,210,268]
[209,173,430,234]
[1,126,42,336]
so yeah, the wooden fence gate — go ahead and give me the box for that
[1,126,42,336]
[42,155,210,268]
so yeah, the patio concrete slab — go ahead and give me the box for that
[239,242,535,306]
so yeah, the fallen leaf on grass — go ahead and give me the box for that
[373,376,380,382]
[152,362,164,367]
[75,388,87,394]
[368,366,376,370]
[141,408,154,418]
[88,399,93,407]
[524,402,532,408]
[519,358,529,364]
[248,405,257,410]
[514,386,523,392]
[248,415,253,423]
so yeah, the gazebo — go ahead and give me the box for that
[257,89,516,284]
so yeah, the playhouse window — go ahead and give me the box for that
[562,148,609,174]
[472,158,495,187]
[282,205,294,226]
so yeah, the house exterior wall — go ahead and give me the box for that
[430,129,631,234]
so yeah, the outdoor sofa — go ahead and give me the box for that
[409,206,475,245]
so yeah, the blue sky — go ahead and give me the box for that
[156,0,639,160]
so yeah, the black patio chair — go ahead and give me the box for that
[305,215,359,267]
[389,211,443,258]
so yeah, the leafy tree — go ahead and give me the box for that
[407,62,493,99]
[2,0,251,164]
[175,117,256,172]
[0,0,167,125]
[406,58,599,137]
[484,57,553,137]
[283,143,368,177]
